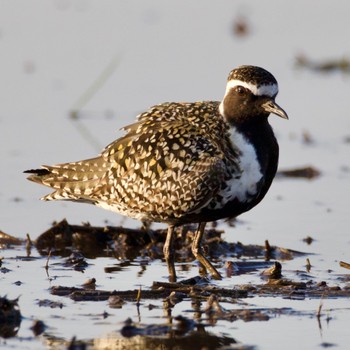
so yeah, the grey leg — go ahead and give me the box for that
[164,225,176,282]
[191,222,222,280]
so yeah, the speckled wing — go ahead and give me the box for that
[90,102,234,221]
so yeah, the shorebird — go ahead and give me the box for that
[25,65,288,280]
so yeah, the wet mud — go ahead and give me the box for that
[1,220,350,349]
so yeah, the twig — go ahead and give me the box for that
[306,258,311,272]
[317,298,323,319]
[26,233,32,257]
[339,261,350,270]
[316,295,325,335]
[70,54,121,119]
[69,54,121,152]
[136,286,141,306]
[45,249,52,272]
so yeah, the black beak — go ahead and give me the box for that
[262,99,288,120]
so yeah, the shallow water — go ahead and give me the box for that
[1,1,350,349]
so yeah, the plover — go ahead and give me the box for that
[25,65,288,280]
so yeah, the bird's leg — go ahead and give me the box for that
[164,225,177,282]
[191,222,222,280]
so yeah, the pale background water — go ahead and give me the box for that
[1,1,350,349]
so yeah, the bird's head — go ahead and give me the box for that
[219,65,288,125]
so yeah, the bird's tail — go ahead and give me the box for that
[24,156,107,202]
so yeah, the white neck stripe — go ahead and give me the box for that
[225,79,278,97]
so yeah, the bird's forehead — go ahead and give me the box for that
[226,65,279,97]
[225,79,279,97]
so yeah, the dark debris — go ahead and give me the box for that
[119,316,238,348]
[50,272,350,305]
[277,166,321,179]
[0,231,23,248]
[0,296,21,338]
[30,319,46,336]
[34,219,307,264]
[37,298,64,309]
[295,54,350,74]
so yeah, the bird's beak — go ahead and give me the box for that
[262,99,289,120]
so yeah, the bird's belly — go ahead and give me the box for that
[96,201,152,221]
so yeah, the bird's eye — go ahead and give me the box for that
[236,86,245,95]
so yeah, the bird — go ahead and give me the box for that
[25,65,288,281]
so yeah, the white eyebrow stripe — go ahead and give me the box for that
[225,79,278,97]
